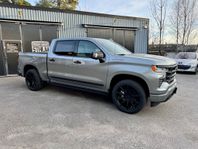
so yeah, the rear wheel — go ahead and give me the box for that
[111,80,146,114]
[25,69,44,91]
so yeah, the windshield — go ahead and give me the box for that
[96,39,132,55]
[175,52,197,59]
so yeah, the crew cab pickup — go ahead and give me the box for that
[18,38,177,114]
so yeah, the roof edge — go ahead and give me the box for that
[0,3,149,21]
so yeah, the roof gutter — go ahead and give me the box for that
[82,24,139,31]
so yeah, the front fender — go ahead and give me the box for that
[106,63,152,91]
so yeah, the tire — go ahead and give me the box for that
[25,69,44,91]
[194,66,198,74]
[111,80,146,114]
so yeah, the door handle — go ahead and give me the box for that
[73,60,82,64]
[49,58,55,62]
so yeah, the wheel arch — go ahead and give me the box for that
[109,74,150,98]
[23,64,39,76]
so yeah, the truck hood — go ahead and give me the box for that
[112,54,177,66]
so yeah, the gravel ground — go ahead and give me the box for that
[0,74,198,149]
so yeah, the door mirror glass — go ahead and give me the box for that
[92,51,104,60]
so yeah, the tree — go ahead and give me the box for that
[36,0,78,10]
[170,0,197,48]
[180,0,197,45]
[170,0,182,48]
[36,0,52,8]
[0,0,31,6]
[17,0,31,6]
[169,0,184,52]
[150,0,168,55]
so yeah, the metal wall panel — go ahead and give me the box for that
[0,5,149,53]
[134,28,148,53]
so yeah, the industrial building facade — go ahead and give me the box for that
[0,4,149,75]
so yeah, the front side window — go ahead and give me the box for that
[76,41,101,58]
[54,40,76,56]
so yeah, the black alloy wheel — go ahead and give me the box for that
[25,69,44,91]
[112,80,146,114]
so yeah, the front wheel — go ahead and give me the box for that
[25,69,44,91]
[194,66,198,74]
[111,80,146,114]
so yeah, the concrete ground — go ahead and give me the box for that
[0,74,197,149]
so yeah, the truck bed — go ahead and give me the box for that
[18,52,48,81]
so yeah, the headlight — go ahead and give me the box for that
[152,65,167,86]
[190,63,197,67]
[151,65,167,74]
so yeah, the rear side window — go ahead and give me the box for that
[54,40,76,56]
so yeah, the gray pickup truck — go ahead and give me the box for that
[18,38,177,114]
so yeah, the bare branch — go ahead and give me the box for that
[150,0,168,55]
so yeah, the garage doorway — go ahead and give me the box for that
[3,40,21,74]
[0,20,60,75]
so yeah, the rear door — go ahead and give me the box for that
[72,40,108,90]
[47,40,77,84]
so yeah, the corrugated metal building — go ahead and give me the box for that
[0,4,149,75]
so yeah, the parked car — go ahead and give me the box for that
[18,38,177,114]
[175,52,198,74]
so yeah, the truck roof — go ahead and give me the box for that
[53,37,110,42]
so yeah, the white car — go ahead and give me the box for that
[175,52,198,74]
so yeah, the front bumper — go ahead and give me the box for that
[149,81,177,103]
[177,68,196,72]
[177,65,197,72]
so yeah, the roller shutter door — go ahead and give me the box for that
[87,28,113,39]
[87,28,135,52]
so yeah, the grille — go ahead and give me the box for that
[165,65,177,84]
[159,78,165,87]
[178,65,191,70]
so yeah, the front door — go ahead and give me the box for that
[72,40,108,91]
[3,41,21,74]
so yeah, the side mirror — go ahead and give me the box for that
[92,51,104,60]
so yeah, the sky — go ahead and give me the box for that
[29,0,150,18]
[78,0,150,18]
[28,0,197,44]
